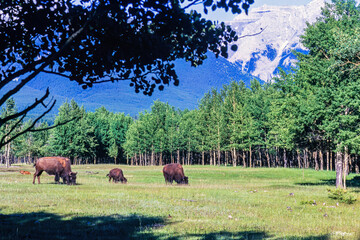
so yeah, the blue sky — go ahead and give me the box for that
[197,0,313,21]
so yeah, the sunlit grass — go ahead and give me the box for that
[1,164,360,239]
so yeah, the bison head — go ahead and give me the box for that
[181,176,189,185]
[121,177,128,184]
[68,172,77,185]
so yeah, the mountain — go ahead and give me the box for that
[228,0,326,81]
[4,53,257,117]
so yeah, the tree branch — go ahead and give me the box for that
[0,88,51,127]
[0,5,98,108]
[0,99,57,147]
[237,26,267,39]
[182,0,204,10]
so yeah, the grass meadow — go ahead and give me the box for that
[1,164,360,240]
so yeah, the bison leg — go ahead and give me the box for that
[54,174,60,184]
[33,170,43,184]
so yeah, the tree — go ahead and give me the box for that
[0,0,254,148]
[0,98,18,167]
[50,100,97,163]
[297,0,360,188]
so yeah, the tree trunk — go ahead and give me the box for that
[232,148,237,167]
[258,148,262,167]
[319,150,323,171]
[326,150,330,171]
[314,151,319,171]
[330,151,333,171]
[297,150,301,168]
[343,147,349,189]
[283,149,287,168]
[177,149,180,164]
[217,148,221,166]
[242,151,246,167]
[335,151,344,188]
[249,146,252,168]
[266,150,270,168]
[159,151,163,166]
[151,146,155,165]
[304,148,308,169]
[5,142,11,168]
[201,151,205,165]
[225,151,228,166]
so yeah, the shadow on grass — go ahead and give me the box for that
[0,211,169,240]
[0,211,333,240]
[181,231,330,240]
[296,175,360,188]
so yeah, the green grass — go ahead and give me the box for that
[1,165,360,239]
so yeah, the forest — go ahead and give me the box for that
[1,1,360,189]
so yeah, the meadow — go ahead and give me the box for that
[1,164,360,240]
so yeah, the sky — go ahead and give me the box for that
[195,0,314,22]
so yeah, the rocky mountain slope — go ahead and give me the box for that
[228,0,326,81]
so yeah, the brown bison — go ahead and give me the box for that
[20,170,31,175]
[106,168,127,183]
[163,163,188,184]
[33,157,77,185]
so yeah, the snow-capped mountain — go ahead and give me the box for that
[228,0,326,81]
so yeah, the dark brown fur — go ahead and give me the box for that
[162,163,188,184]
[33,157,77,185]
[106,168,127,183]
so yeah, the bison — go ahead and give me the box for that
[33,157,77,185]
[106,168,127,183]
[163,163,188,184]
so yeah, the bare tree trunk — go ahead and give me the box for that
[242,151,246,167]
[258,148,262,167]
[304,148,308,169]
[225,151,228,166]
[202,151,205,165]
[283,149,287,168]
[330,151,333,171]
[160,151,163,166]
[297,150,301,168]
[266,150,270,168]
[177,149,180,164]
[5,141,11,168]
[336,151,344,188]
[249,146,252,168]
[232,148,237,167]
[319,150,323,171]
[343,147,349,189]
[314,151,319,171]
[217,148,221,166]
[326,150,330,171]
[151,146,155,165]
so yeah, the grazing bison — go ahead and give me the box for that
[107,168,127,183]
[20,170,31,175]
[33,157,77,185]
[163,163,188,184]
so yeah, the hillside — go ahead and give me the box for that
[4,53,258,117]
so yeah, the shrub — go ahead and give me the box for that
[327,188,357,204]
